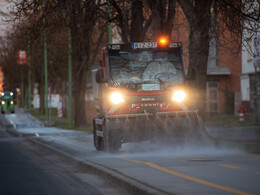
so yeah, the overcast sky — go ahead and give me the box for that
[0,0,15,37]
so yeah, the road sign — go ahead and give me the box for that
[17,50,28,64]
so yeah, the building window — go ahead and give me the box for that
[206,81,219,114]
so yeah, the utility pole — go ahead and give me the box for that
[68,28,73,128]
[28,39,31,110]
[21,76,24,107]
[255,67,259,123]
[44,19,48,121]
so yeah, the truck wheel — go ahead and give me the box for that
[1,110,4,114]
[95,136,105,151]
[93,118,105,151]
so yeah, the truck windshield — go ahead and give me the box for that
[108,49,184,90]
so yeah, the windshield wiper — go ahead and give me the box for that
[157,77,165,85]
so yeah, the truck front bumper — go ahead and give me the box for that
[106,110,198,119]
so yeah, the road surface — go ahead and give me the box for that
[1,113,259,195]
[0,114,130,195]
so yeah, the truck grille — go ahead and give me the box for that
[136,105,160,113]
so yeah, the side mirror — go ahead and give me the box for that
[185,66,196,81]
[96,68,108,83]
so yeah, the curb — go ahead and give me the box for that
[28,138,168,195]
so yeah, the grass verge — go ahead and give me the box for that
[27,108,93,132]
[205,114,257,128]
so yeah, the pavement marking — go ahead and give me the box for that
[234,154,260,159]
[255,172,260,175]
[120,157,254,195]
[35,137,255,195]
[219,164,241,169]
[35,133,39,137]
[48,136,95,151]
[8,119,16,129]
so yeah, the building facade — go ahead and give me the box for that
[241,32,260,123]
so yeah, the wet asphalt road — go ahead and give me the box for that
[1,112,260,195]
[0,126,102,195]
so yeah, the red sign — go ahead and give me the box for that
[17,50,28,64]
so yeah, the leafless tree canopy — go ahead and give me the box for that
[0,0,259,123]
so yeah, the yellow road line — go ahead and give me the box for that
[42,138,254,195]
[120,157,144,164]
[234,154,260,159]
[49,136,95,151]
[120,157,254,195]
[219,164,241,169]
[255,172,260,175]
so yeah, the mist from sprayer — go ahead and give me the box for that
[104,113,244,158]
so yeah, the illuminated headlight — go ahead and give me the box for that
[110,92,124,104]
[172,90,186,102]
[10,92,13,96]
[11,101,14,105]
[1,92,4,96]
[1,101,5,105]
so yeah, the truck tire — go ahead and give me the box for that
[95,136,105,151]
[93,118,105,151]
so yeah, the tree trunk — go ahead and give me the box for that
[149,0,176,40]
[68,0,97,128]
[130,0,144,42]
[177,0,212,119]
[74,73,87,127]
[40,63,45,114]
[189,15,210,119]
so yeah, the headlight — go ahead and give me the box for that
[1,101,5,105]
[11,101,14,104]
[10,92,13,96]
[1,92,4,96]
[172,90,186,102]
[110,92,124,104]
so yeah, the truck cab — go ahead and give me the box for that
[1,92,15,114]
[92,40,198,152]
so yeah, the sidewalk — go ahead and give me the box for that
[9,108,260,147]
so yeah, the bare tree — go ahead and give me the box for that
[147,0,177,40]
[109,0,177,42]
[177,0,212,118]
[0,0,106,127]
[177,0,260,117]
